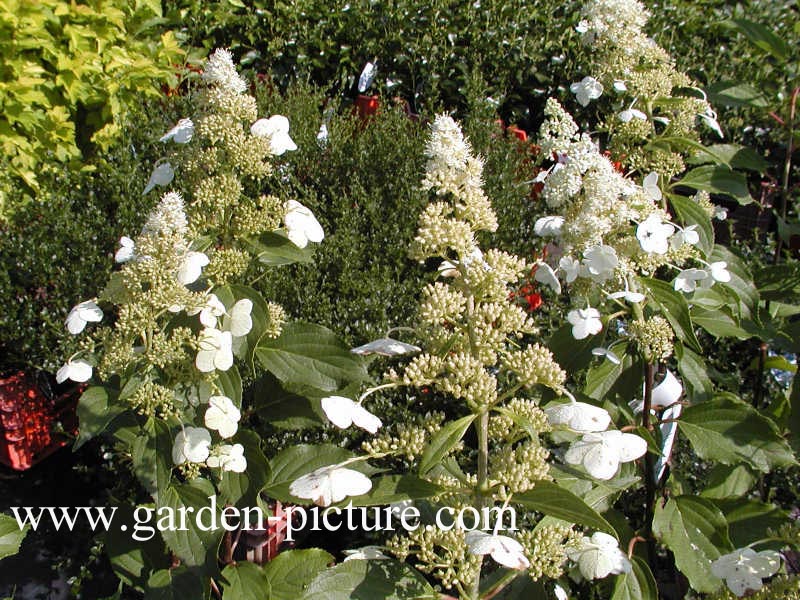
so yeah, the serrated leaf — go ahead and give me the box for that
[75,386,125,449]
[0,513,28,560]
[244,231,315,266]
[262,444,357,502]
[301,559,437,600]
[256,322,369,393]
[640,277,702,352]
[158,479,223,574]
[700,464,758,499]
[687,144,768,173]
[514,481,617,537]
[144,566,205,600]
[251,372,324,430]
[679,395,796,472]
[611,556,658,600]
[706,81,769,108]
[348,475,444,506]
[222,562,270,600]
[675,344,713,403]
[418,414,475,476]
[710,245,759,315]
[673,165,751,204]
[263,548,333,599]
[711,498,788,548]
[100,503,169,588]
[728,18,791,61]
[669,193,714,258]
[652,496,730,593]
[130,418,172,504]
[547,324,601,373]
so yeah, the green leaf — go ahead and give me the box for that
[256,322,369,393]
[158,479,223,574]
[263,548,333,599]
[711,499,788,548]
[547,324,601,373]
[727,19,791,61]
[790,376,800,452]
[640,277,702,352]
[651,136,731,168]
[706,81,769,108]
[348,475,444,506]
[244,231,315,266]
[686,144,768,173]
[144,567,205,600]
[515,481,617,538]
[262,444,357,502]
[0,513,28,560]
[673,165,751,205]
[251,372,324,430]
[668,193,714,258]
[222,562,271,600]
[301,559,437,600]
[652,496,730,593]
[215,366,242,408]
[584,352,635,401]
[755,263,800,302]
[710,245,760,315]
[691,307,752,340]
[100,503,169,588]
[700,464,758,500]
[131,418,173,504]
[675,344,713,403]
[611,556,658,600]
[679,395,796,472]
[219,430,271,508]
[418,414,475,476]
[74,386,125,449]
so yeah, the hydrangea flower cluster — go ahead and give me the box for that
[574,0,722,178]
[381,115,576,594]
[59,49,324,480]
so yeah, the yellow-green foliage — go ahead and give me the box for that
[0,0,183,212]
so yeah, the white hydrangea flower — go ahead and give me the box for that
[534,216,565,237]
[172,426,212,465]
[607,279,645,303]
[565,430,647,480]
[670,224,700,249]
[534,262,562,294]
[642,172,662,202]
[583,245,618,279]
[465,530,530,570]
[66,300,103,335]
[223,299,254,338]
[673,268,709,293]
[160,118,194,144]
[618,108,647,122]
[321,396,382,434]
[567,532,631,580]
[708,261,731,283]
[202,48,247,94]
[251,115,298,155]
[115,236,135,263]
[699,106,724,139]
[284,200,324,248]
[204,395,241,439]
[142,161,174,195]
[559,256,581,283]
[612,80,627,93]
[545,400,611,433]
[636,214,675,255]
[714,205,728,221]
[56,359,93,383]
[592,346,621,364]
[711,548,781,596]
[570,76,603,107]
[195,328,234,372]
[207,443,247,473]
[350,338,421,356]
[142,191,188,238]
[177,251,209,285]
[188,293,226,328]
[567,308,603,340]
[289,465,372,507]
[343,546,388,562]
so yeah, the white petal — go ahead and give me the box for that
[328,468,372,503]
[229,299,253,337]
[143,162,174,195]
[617,432,648,462]
[651,369,683,408]
[321,396,356,429]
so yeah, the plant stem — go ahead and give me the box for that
[774,86,798,263]
[642,361,657,570]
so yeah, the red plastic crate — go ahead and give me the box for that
[0,371,79,471]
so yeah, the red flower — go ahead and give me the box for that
[524,292,543,312]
